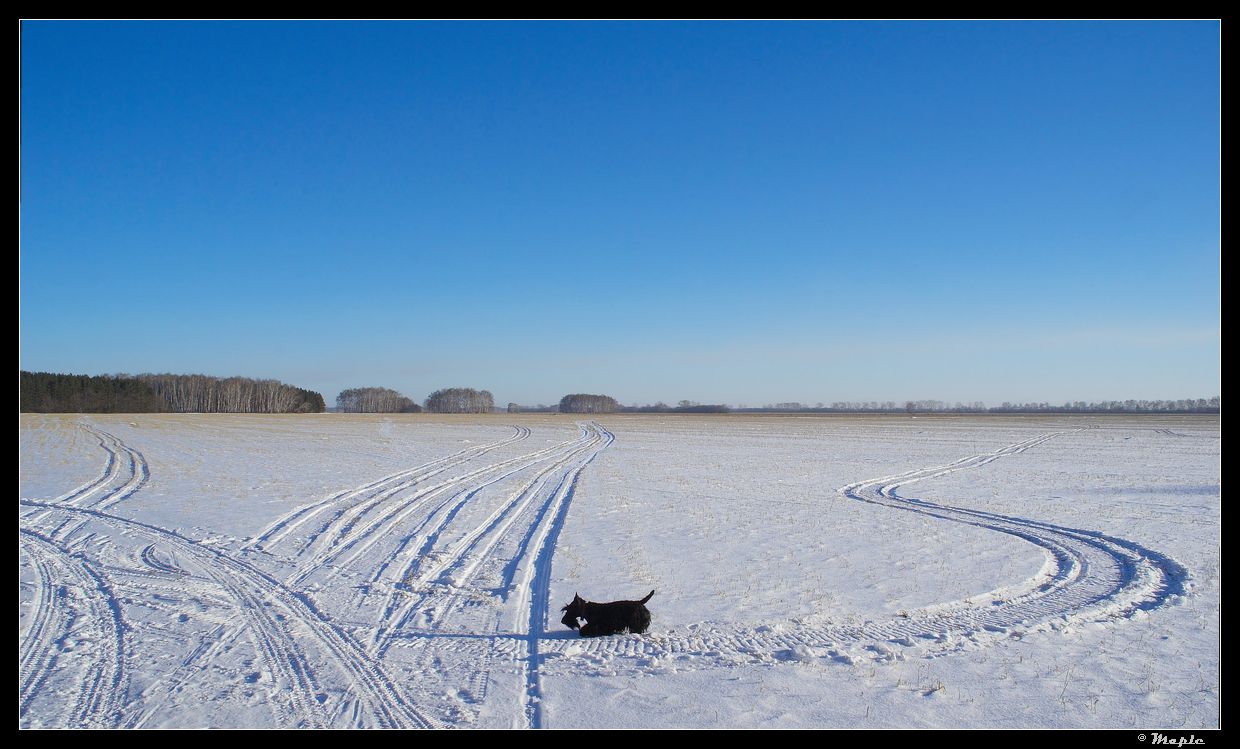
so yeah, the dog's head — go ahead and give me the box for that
[560,593,586,630]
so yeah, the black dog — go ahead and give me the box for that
[560,590,654,637]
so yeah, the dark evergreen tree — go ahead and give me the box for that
[20,371,163,413]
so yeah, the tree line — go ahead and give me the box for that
[22,372,1220,417]
[20,371,325,413]
[521,396,1219,415]
[621,400,731,413]
[989,398,1220,414]
[522,396,730,414]
[331,386,494,413]
[504,395,1219,414]
[138,374,324,413]
[424,387,494,413]
[558,394,620,413]
[20,371,164,413]
[336,387,422,413]
[730,398,1220,414]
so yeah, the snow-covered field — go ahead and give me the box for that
[18,413,1220,729]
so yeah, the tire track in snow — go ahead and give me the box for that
[841,431,1189,637]
[129,623,237,729]
[369,425,592,590]
[35,425,150,542]
[285,427,591,589]
[245,425,529,553]
[193,556,330,727]
[18,534,64,720]
[20,423,144,728]
[23,424,120,528]
[139,543,188,577]
[18,528,130,729]
[369,424,606,659]
[358,427,594,591]
[509,423,614,729]
[306,429,587,585]
[49,424,119,505]
[20,499,441,729]
[456,430,1188,677]
[359,423,612,728]
[1153,428,1218,439]
[72,427,149,512]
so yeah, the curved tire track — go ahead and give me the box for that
[48,424,120,504]
[517,430,1189,672]
[357,422,614,728]
[20,499,441,729]
[33,425,150,542]
[246,425,530,553]
[139,543,188,577]
[18,534,64,720]
[18,528,129,729]
[842,431,1190,635]
[286,427,591,589]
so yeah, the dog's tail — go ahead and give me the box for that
[639,590,654,604]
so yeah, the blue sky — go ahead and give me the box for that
[20,21,1219,406]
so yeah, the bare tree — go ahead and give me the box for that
[135,373,324,413]
[559,394,620,414]
[425,387,495,413]
[337,387,422,413]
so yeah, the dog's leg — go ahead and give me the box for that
[581,617,626,637]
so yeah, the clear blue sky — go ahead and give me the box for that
[20,21,1220,406]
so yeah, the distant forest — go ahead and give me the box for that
[424,387,494,414]
[19,371,1218,415]
[336,387,422,413]
[20,372,325,413]
[558,394,620,413]
[725,398,1221,414]
[520,397,1219,415]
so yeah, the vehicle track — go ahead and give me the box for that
[843,432,1189,633]
[20,499,442,729]
[1153,428,1218,439]
[128,623,237,729]
[20,422,143,728]
[49,424,119,505]
[139,543,188,577]
[73,427,149,512]
[245,426,530,553]
[32,425,150,542]
[356,427,594,590]
[347,422,611,728]
[18,534,64,720]
[18,528,130,729]
[25,419,1191,727]
[284,427,592,589]
[512,423,615,729]
[480,430,1189,674]
[369,424,609,660]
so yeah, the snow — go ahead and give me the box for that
[18,413,1219,728]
